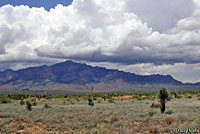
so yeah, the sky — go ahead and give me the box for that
[0,0,73,11]
[0,0,200,83]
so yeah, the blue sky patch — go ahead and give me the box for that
[0,0,73,10]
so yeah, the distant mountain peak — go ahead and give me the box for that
[0,60,183,86]
[51,60,77,67]
[4,69,14,72]
[184,82,200,85]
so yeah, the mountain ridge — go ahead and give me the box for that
[0,60,184,86]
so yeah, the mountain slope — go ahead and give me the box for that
[0,60,183,85]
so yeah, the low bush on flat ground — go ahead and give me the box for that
[0,91,200,133]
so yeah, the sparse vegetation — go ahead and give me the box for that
[0,91,199,133]
[1,98,11,104]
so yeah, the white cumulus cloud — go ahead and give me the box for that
[0,0,200,82]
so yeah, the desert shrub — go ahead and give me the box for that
[148,111,156,117]
[70,100,75,105]
[164,128,171,133]
[177,95,182,99]
[7,93,28,100]
[150,103,160,108]
[1,98,11,104]
[110,116,118,124]
[97,100,101,103]
[149,127,160,134]
[108,97,115,103]
[43,103,51,109]
[93,97,97,101]
[76,98,80,102]
[26,101,32,111]
[179,118,186,124]
[88,97,94,106]
[17,124,25,130]
[31,98,36,101]
[164,117,174,125]
[32,101,37,106]
[132,94,139,99]
[20,100,25,105]
[45,95,52,100]
[165,110,173,115]
[186,95,192,99]
[150,96,156,101]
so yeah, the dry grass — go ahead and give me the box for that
[0,96,199,133]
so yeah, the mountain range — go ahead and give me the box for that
[0,60,183,86]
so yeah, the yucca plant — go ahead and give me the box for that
[158,88,169,113]
[88,86,94,106]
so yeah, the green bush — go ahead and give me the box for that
[7,93,28,100]
[165,110,173,115]
[76,98,80,102]
[20,100,25,105]
[26,101,32,111]
[88,97,94,106]
[32,101,37,106]
[43,103,51,109]
[1,98,11,104]
[148,111,156,117]
[150,102,160,108]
